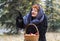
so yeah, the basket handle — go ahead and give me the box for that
[25,24,39,34]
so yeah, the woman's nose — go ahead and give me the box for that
[32,11,35,13]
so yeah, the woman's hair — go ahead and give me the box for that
[32,4,40,11]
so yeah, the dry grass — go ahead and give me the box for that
[46,32,60,41]
[0,32,60,41]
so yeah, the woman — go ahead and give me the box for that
[23,4,48,41]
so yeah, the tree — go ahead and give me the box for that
[45,0,60,32]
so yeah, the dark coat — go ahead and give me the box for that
[23,6,48,41]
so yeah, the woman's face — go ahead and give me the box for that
[31,8,38,17]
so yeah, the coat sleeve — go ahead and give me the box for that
[23,14,29,25]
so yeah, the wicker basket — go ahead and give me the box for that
[24,24,39,41]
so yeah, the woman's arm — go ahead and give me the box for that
[23,14,30,25]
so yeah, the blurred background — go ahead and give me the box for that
[0,0,60,41]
